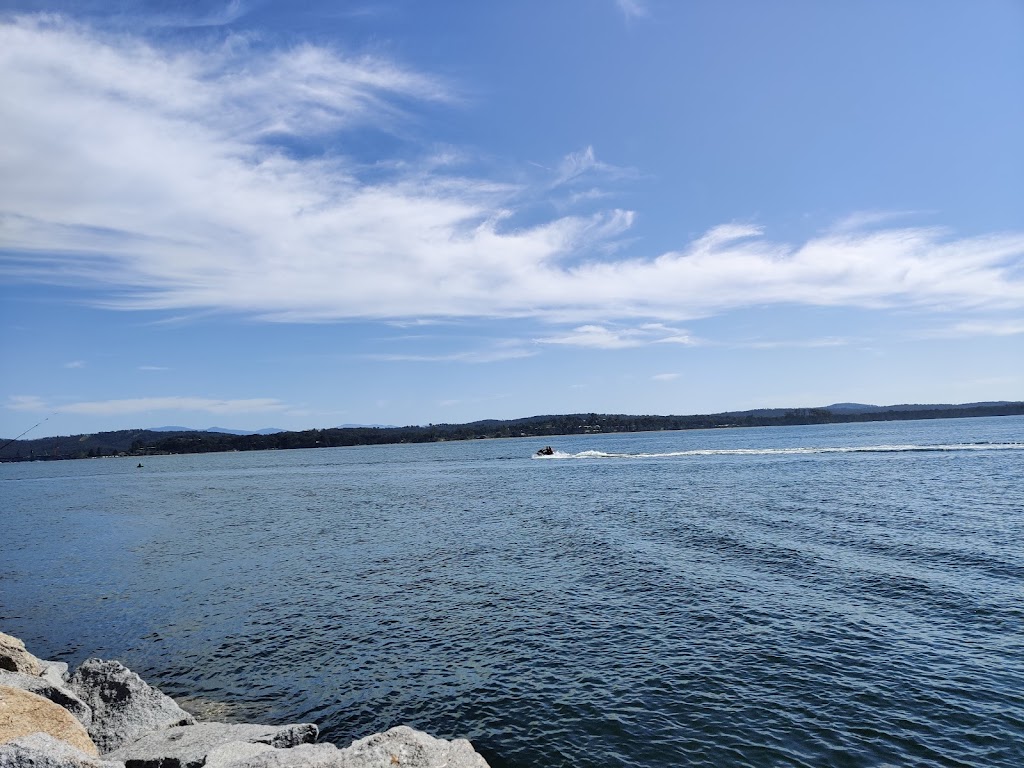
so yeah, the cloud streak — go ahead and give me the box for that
[924,320,1024,338]
[536,323,696,349]
[367,343,535,363]
[615,0,649,21]
[2,17,1023,333]
[736,337,851,349]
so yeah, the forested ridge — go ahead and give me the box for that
[2,401,1021,461]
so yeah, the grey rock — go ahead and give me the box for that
[0,672,92,727]
[68,660,194,754]
[217,728,489,768]
[201,742,275,768]
[336,727,489,768]
[106,723,318,768]
[38,664,69,688]
[207,744,341,768]
[0,734,123,768]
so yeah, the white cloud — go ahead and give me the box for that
[139,365,170,370]
[539,325,636,349]
[536,323,696,349]
[7,395,288,415]
[1,17,1023,333]
[64,360,86,368]
[385,319,457,328]
[652,373,680,381]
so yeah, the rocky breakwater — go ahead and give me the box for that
[0,632,490,768]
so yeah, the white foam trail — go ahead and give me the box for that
[531,443,1024,459]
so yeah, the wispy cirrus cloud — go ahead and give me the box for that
[552,145,635,187]
[131,0,252,29]
[7,395,289,415]
[652,372,680,381]
[829,210,925,233]
[615,0,649,21]
[367,342,535,363]
[179,0,250,28]
[63,360,86,369]
[1,17,1023,335]
[63,0,253,29]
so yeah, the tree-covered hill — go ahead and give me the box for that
[1,401,1021,462]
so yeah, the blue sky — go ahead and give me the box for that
[1,0,1022,437]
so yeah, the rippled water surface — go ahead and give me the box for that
[3,416,1023,767]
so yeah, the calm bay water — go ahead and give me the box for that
[2,416,1022,767]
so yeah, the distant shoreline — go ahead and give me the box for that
[1,401,1021,462]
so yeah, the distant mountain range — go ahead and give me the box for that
[3,400,1021,462]
[149,424,395,434]
[149,426,286,435]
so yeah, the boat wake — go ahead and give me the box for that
[532,443,1024,459]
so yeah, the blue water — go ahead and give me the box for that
[2,416,1022,767]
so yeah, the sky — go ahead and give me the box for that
[1,0,1023,437]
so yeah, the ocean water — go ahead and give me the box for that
[1,416,1022,767]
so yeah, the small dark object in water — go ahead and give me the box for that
[137,463,144,468]
[536,446,554,456]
